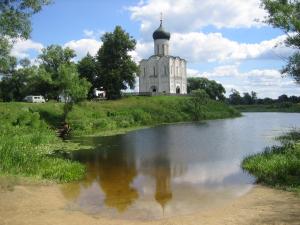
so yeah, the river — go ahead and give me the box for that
[61,112,300,219]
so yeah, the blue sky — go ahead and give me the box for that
[11,0,300,98]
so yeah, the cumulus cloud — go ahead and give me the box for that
[188,65,300,98]
[134,32,291,63]
[63,38,102,60]
[127,0,266,35]
[10,39,44,59]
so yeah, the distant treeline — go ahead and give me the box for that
[227,89,300,105]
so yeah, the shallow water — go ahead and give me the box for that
[62,113,300,219]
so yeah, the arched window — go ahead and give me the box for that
[144,67,146,76]
[153,67,156,77]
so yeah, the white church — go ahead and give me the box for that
[139,19,187,94]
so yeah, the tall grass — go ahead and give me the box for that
[0,104,85,182]
[242,130,300,192]
[66,96,240,136]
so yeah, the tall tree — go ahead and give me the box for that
[56,63,91,121]
[228,89,242,105]
[0,0,51,74]
[38,45,76,99]
[77,53,97,99]
[262,0,300,82]
[96,26,138,99]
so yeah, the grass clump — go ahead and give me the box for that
[0,104,85,182]
[242,130,300,193]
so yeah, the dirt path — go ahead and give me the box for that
[0,184,299,225]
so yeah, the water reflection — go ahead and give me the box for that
[61,113,300,219]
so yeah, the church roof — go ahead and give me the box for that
[153,21,170,40]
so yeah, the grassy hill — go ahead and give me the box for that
[0,96,239,183]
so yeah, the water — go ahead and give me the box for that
[61,113,300,219]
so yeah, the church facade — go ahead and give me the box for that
[139,20,187,94]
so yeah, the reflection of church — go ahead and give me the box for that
[139,17,187,94]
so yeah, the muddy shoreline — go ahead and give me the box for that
[0,184,299,225]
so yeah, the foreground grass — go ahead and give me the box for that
[0,106,85,183]
[242,130,300,193]
[0,96,239,182]
[234,103,300,112]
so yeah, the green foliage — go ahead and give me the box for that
[60,96,239,136]
[77,53,97,99]
[262,0,300,82]
[228,89,242,105]
[0,0,50,75]
[96,26,138,99]
[187,77,226,100]
[242,130,300,192]
[0,104,85,182]
[188,89,210,120]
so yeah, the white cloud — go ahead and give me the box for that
[128,0,266,35]
[63,38,102,60]
[134,33,291,63]
[10,39,44,59]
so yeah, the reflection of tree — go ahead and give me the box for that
[96,150,138,212]
[60,143,139,213]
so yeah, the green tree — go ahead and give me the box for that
[189,89,210,120]
[38,45,76,99]
[187,77,226,100]
[0,65,38,101]
[228,89,242,105]
[56,63,91,121]
[77,53,97,99]
[0,0,51,74]
[262,0,300,82]
[96,26,138,99]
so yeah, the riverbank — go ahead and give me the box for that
[0,184,299,225]
[242,130,300,193]
[234,103,300,112]
[0,96,239,183]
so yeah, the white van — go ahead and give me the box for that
[24,95,46,103]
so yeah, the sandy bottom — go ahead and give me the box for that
[0,184,299,225]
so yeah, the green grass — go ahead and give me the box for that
[66,96,240,136]
[234,103,300,112]
[0,96,239,182]
[0,105,85,183]
[242,130,300,193]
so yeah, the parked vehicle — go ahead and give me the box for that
[24,95,46,103]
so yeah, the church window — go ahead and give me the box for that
[144,67,146,76]
[176,66,179,76]
[153,67,156,77]
[164,66,167,76]
[157,45,159,55]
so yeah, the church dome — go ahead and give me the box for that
[153,22,170,40]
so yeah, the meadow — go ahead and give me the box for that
[0,96,239,183]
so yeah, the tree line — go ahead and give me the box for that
[0,26,138,102]
[227,89,300,105]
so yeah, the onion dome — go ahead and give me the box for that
[152,21,170,40]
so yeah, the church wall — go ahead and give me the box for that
[169,58,187,94]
